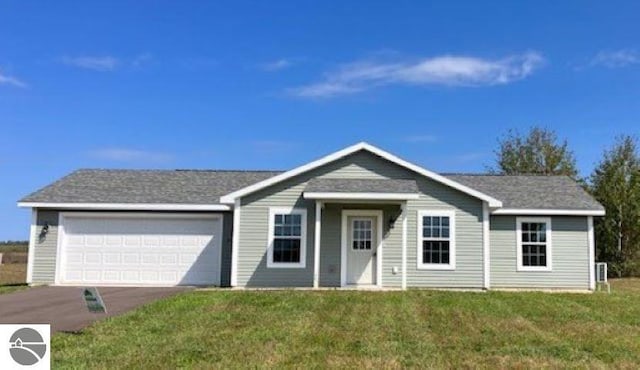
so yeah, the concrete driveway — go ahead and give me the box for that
[0,286,190,333]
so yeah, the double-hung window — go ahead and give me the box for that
[267,208,307,268]
[417,210,456,270]
[516,217,552,271]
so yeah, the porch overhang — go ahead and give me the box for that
[304,192,419,200]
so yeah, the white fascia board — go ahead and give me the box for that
[219,142,503,207]
[303,192,420,200]
[491,208,605,216]
[17,202,232,211]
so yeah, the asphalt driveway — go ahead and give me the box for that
[0,286,190,333]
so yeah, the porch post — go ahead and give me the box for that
[313,201,323,288]
[482,201,491,290]
[401,201,408,290]
[588,216,595,290]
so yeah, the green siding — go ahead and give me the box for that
[238,181,315,287]
[490,216,590,289]
[405,179,484,288]
[32,210,59,284]
[238,150,484,288]
[319,204,341,287]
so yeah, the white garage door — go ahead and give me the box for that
[58,213,222,286]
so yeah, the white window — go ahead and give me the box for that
[267,207,307,268]
[417,210,456,270]
[352,219,372,250]
[516,217,552,272]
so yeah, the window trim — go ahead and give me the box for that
[417,210,456,270]
[267,207,307,268]
[516,217,552,272]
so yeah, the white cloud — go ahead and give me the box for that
[289,51,544,98]
[90,148,173,163]
[60,56,120,71]
[589,49,640,68]
[261,59,293,72]
[0,70,27,88]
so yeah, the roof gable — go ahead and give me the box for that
[219,142,503,207]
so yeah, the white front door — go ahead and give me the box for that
[346,216,377,285]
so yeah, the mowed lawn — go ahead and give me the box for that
[53,280,640,369]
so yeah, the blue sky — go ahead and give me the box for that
[1,1,639,240]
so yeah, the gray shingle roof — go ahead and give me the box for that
[443,174,604,211]
[305,178,418,194]
[20,169,603,211]
[20,169,282,204]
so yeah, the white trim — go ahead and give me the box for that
[340,209,383,287]
[516,217,553,272]
[492,208,605,216]
[313,201,322,288]
[482,202,490,289]
[55,212,221,219]
[401,202,408,290]
[26,209,37,284]
[230,199,240,287]
[55,212,224,286]
[267,207,307,269]
[417,210,456,270]
[54,212,64,285]
[304,192,419,200]
[18,202,232,211]
[220,142,503,207]
[587,216,595,290]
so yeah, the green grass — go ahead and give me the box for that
[53,280,640,369]
[0,284,28,294]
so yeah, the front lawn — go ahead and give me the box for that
[53,280,640,368]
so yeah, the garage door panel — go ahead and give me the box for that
[84,253,101,264]
[104,253,120,264]
[60,214,221,286]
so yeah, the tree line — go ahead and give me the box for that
[491,127,640,277]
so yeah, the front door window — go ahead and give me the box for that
[352,219,372,250]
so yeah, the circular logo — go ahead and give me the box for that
[9,327,47,365]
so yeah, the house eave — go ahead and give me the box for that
[17,202,232,212]
[491,208,605,216]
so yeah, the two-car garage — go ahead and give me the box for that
[55,213,223,286]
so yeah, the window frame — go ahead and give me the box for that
[417,210,456,270]
[267,207,307,268]
[516,217,552,272]
[351,218,374,251]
